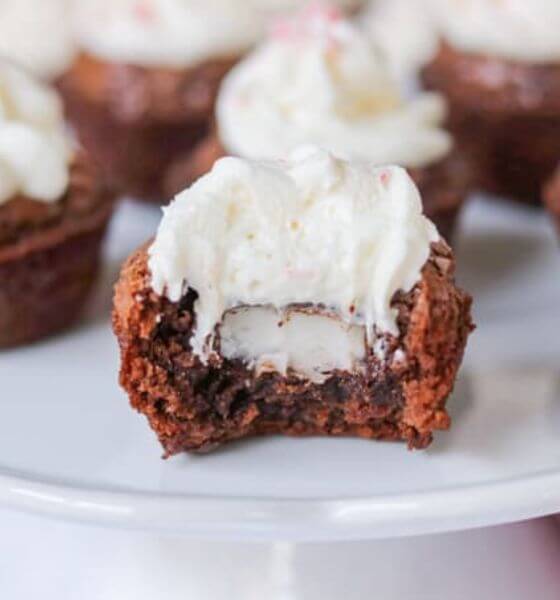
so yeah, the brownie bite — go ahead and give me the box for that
[421,0,560,205]
[167,4,470,241]
[0,61,113,348]
[114,147,473,455]
[57,0,263,202]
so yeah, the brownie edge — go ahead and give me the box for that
[113,241,473,456]
[0,155,114,348]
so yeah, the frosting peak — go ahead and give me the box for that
[217,3,451,168]
[0,61,71,205]
[149,147,439,361]
[0,0,76,80]
[74,0,264,68]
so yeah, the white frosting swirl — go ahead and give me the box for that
[149,146,439,361]
[74,0,264,68]
[432,0,560,63]
[217,4,451,168]
[0,0,76,80]
[0,61,72,205]
[362,0,439,83]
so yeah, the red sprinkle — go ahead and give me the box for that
[133,1,155,23]
[305,1,343,23]
[270,1,343,42]
[380,170,391,187]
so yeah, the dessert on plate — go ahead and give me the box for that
[0,0,76,82]
[57,0,263,202]
[114,147,474,456]
[0,60,113,349]
[168,3,470,241]
[421,0,560,204]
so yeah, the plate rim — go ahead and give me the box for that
[2,466,560,541]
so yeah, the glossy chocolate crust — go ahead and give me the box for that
[422,42,560,205]
[544,166,560,235]
[164,134,471,242]
[0,155,114,348]
[57,53,239,202]
[113,241,473,456]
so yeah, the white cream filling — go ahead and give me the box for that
[219,306,367,383]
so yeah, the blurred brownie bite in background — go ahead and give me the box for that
[58,0,263,202]
[421,0,560,205]
[167,3,470,242]
[0,60,113,348]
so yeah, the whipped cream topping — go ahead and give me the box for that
[74,0,264,68]
[0,61,72,206]
[0,0,76,80]
[217,3,451,168]
[362,0,439,83]
[149,147,439,367]
[431,0,560,63]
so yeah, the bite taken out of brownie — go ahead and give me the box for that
[113,147,474,456]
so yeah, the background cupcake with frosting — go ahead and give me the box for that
[0,59,113,348]
[57,0,263,202]
[168,2,470,241]
[421,0,560,205]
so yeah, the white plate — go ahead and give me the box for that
[1,197,559,542]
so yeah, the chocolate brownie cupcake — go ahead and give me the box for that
[421,0,560,205]
[0,61,113,348]
[57,0,263,202]
[0,0,76,81]
[167,4,470,241]
[114,147,473,455]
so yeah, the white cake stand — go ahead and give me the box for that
[1,197,559,597]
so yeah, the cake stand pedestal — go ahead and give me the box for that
[2,509,560,600]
